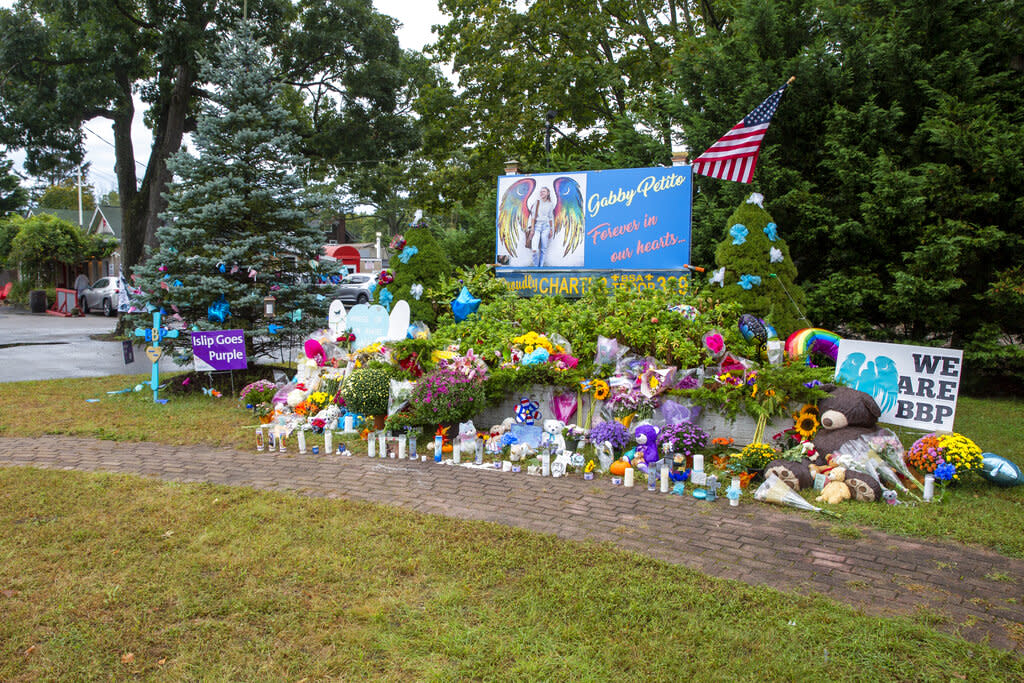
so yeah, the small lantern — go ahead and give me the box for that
[504,159,520,175]
[671,149,689,167]
[263,294,276,318]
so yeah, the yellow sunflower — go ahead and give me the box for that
[794,411,819,439]
[593,380,610,401]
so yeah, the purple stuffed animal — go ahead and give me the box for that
[634,424,661,465]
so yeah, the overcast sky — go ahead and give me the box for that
[6,1,448,195]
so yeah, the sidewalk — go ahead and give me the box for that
[1,435,1022,653]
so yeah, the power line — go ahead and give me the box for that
[83,125,149,171]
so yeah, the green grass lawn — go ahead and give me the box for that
[1,467,1021,681]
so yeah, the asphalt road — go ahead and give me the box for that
[0,307,176,382]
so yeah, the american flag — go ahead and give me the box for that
[692,79,792,184]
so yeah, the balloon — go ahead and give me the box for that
[451,286,481,322]
[304,339,325,366]
[980,453,1023,487]
[785,328,842,363]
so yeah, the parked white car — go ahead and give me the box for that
[80,277,120,316]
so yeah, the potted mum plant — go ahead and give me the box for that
[342,368,392,429]
[406,366,486,429]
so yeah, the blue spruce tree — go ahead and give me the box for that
[129,21,327,363]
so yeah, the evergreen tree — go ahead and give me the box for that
[129,22,326,363]
[712,195,808,338]
[380,223,452,325]
[0,158,28,216]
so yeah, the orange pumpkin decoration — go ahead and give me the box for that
[609,459,631,476]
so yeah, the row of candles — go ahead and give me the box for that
[253,425,743,504]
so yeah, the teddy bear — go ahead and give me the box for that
[633,424,660,466]
[809,385,882,463]
[816,467,851,505]
[541,419,567,455]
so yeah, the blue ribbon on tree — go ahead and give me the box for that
[398,246,419,264]
[729,224,748,245]
[764,222,779,241]
[738,274,762,290]
[379,288,394,311]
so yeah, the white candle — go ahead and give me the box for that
[624,467,634,487]
[378,431,387,458]
[660,464,670,492]
[923,474,935,502]
[453,440,462,464]
[324,430,333,455]
[502,460,512,471]
[278,433,286,452]
[367,433,376,458]
[398,435,406,459]
[297,429,307,454]
[540,453,551,477]
[693,454,704,472]
[255,427,265,452]
[343,415,354,432]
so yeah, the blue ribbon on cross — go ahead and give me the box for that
[133,311,180,402]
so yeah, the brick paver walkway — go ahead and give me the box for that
[2,435,1022,653]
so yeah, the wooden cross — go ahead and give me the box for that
[133,311,179,402]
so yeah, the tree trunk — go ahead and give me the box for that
[120,64,194,273]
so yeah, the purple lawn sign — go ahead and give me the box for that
[191,329,248,371]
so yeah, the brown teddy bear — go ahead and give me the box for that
[810,385,882,461]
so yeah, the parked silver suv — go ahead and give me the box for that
[80,277,120,316]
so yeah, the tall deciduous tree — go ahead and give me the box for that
[128,21,326,363]
[0,158,28,216]
[0,0,414,272]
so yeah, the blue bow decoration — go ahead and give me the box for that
[288,309,302,322]
[738,274,762,290]
[268,323,283,334]
[729,224,748,245]
[451,286,481,322]
[172,279,183,287]
[398,246,419,264]
[410,283,424,300]
[379,288,394,311]
[764,222,779,241]
[207,295,231,323]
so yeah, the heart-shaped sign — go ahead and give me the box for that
[346,304,390,352]
[145,346,163,363]
[386,300,411,341]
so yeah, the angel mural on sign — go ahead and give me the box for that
[496,174,586,268]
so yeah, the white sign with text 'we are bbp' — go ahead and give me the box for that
[834,340,963,432]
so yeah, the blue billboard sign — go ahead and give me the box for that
[494,166,692,295]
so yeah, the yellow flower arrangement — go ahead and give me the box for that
[512,331,553,354]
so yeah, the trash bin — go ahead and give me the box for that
[28,289,47,313]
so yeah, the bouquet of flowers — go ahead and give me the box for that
[606,386,657,421]
[657,422,709,458]
[438,349,489,382]
[905,432,983,481]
